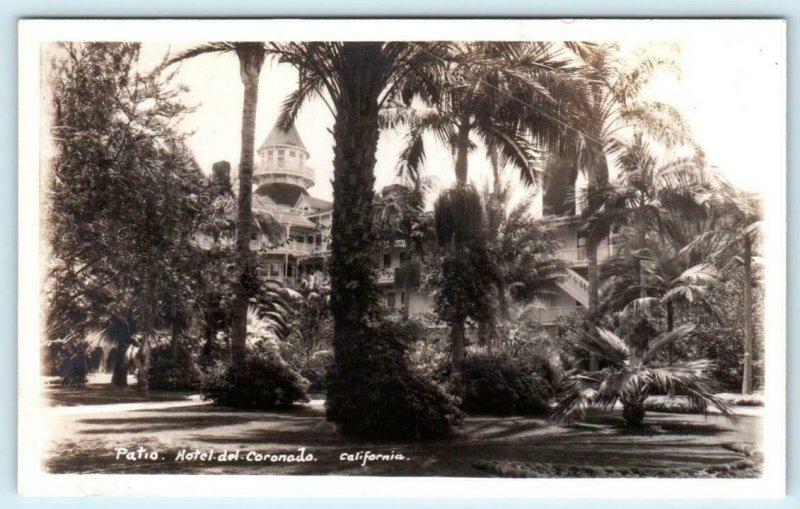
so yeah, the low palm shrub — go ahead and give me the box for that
[457,353,552,416]
[551,323,731,427]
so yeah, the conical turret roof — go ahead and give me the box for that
[259,123,307,152]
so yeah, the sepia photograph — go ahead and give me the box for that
[17,19,786,498]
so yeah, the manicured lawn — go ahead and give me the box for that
[43,380,762,477]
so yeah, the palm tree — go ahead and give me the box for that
[387,41,591,372]
[553,42,688,337]
[691,181,762,394]
[551,324,731,427]
[601,237,722,373]
[271,42,458,434]
[583,133,706,350]
[168,43,268,364]
[480,181,564,343]
[388,41,591,189]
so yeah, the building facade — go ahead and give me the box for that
[229,122,619,325]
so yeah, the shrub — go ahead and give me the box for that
[717,392,764,407]
[457,353,552,416]
[148,343,202,391]
[326,321,463,439]
[643,397,707,414]
[200,351,309,410]
[298,350,333,393]
[45,335,91,387]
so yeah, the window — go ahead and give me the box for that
[267,150,273,156]
[306,235,314,244]
[400,292,406,305]
[383,253,392,268]
[400,251,408,263]
[287,264,294,277]
[577,234,587,249]
[269,262,281,277]
[289,150,295,157]
[386,293,396,308]
[278,149,285,155]
[315,235,322,246]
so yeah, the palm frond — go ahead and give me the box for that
[166,42,238,67]
[642,323,695,363]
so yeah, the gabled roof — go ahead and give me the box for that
[253,194,315,228]
[258,123,307,152]
[296,195,333,213]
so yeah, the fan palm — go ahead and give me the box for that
[168,42,268,364]
[551,324,732,427]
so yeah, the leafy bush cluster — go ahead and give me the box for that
[457,353,552,416]
[200,350,310,410]
[148,343,202,391]
[326,321,463,439]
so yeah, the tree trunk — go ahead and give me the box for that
[451,320,466,374]
[667,301,676,398]
[454,115,471,185]
[230,47,265,365]
[110,319,132,387]
[136,334,151,394]
[327,43,384,405]
[586,234,600,371]
[171,312,181,360]
[742,237,754,394]
[622,400,646,427]
[448,114,472,371]
[584,160,608,372]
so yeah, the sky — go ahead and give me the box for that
[134,35,784,206]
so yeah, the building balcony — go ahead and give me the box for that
[255,159,314,183]
[528,306,584,325]
[377,268,395,285]
[556,244,621,265]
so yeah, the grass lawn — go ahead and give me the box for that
[42,379,763,477]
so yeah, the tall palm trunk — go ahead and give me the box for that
[585,162,608,372]
[454,115,471,185]
[742,237,754,394]
[328,42,384,394]
[230,47,265,365]
[449,115,472,372]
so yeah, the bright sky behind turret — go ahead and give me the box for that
[133,27,783,207]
